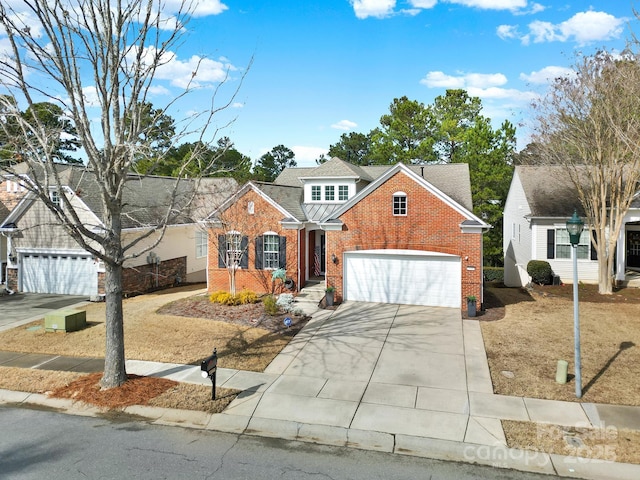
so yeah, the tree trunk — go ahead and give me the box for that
[101,260,127,388]
[597,239,613,295]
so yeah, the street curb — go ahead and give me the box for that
[2,387,640,479]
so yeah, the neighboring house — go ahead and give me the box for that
[206,157,490,308]
[0,165,236,297]
[503,165,640,287]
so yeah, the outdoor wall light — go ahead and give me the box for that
[200,348,218,400]
[331,253,338,264]
[8,253,16,263]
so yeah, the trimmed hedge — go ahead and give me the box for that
[527,260,553,285]
[484,267,504,283]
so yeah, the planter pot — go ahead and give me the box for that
[325,291,334,307]
[467,300,477,317]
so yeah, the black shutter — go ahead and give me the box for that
[547,229,555,259]
[218,234,226,268]
[240,236,249,269]
[591,230,598,261]
[279,236,287,269]
[255,236,263,269]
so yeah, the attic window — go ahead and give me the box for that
[311,186,321,201]
[393,192,407,216]
[49,189,61,209]
[248,201,255,215]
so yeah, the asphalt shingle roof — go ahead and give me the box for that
[515,165,585,217]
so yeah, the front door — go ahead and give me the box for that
[627,230,640,269]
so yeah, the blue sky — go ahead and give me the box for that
[1,1,636,167]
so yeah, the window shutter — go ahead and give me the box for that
[255,236,263,269]
[218,234,226,268]
[547,229,555,259]
[240,236,249,269]
[279,236,287,269]
[591,230,598,261]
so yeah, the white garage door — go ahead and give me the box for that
[21,252,97,296]
[343,250,461,308]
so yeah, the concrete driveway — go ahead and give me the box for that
[0,292,89,332]
[209,300,498,445]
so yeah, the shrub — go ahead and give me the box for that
[276,293,295,312]
[210,289,258,306]
[237,289,258,305]
[484,267,504,283]
[263,294,279,315]
[527,260,553,285]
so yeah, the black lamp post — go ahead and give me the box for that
[566,210,584,398]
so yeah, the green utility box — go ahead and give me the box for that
[44,310,87,333]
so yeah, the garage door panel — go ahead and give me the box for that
[21,253,97,296]
[344,251,460,308]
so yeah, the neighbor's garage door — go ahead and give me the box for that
[343,250,461,308]
[21,252,97,296]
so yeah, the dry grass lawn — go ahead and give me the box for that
[503,420,640,465]
[0,284,295,372]
[482,284,640,406]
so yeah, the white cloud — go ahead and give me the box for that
[160,0,228,17]
[497,24,519,40]
[519,66,574,84]
[292,146,328,165]
[525,11,625,45]
[448,0,526,9]
[420,71,506,89]
[408,0,437,8]
[331,119,358,131]
[232,102,244,108]
[148,85,171,96]
[421,70,536,104]
[148,48,237,89]
[82,86,100,107]
[350,0,396,19]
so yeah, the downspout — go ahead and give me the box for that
[297,229,301,291]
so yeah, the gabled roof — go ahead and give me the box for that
[324,163,488,227]
[206,181,305,224]
[299,157,373,181]
[1,163,237,229]
[514,165,585,217]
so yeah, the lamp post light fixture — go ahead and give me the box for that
[566,209,585,398]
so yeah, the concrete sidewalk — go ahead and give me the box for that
[1,301,640,479]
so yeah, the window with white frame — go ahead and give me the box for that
[325,185,335,201]
[338,185,349,201]
[226,233,242,266]
[393,192,407,216]
[555,228,589,259]
[263,234,279,269]
[49,189,61,209]
[195,230,208,258]
[311,185,321,201]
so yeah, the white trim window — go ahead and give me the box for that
[556,228,589,259]
[338,185,349,201]
[325,185,335,201]
[227,232,242,266]
[263,233,279,269]
[50,188,61,209]
[393,191,407,216]
[311,185,321,201]
[195,230,208,258]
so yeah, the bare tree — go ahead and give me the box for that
[0,0,245,388]
[532,49,640,294]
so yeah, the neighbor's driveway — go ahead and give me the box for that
[0,293,88,332]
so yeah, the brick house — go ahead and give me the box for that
[1,164,236,296]
[207,157,489,309]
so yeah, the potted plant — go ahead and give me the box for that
[325,285,335,307]
[466,295,477,317]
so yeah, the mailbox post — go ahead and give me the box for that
[200,348,218,400]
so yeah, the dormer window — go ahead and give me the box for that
[338,185,349,201]
[393,192,407,216]
[311,186,321,201]
[325,186,334,201]
[49,189,61,209]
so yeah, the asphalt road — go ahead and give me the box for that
[0,405,576,480]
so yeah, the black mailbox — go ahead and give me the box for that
[200,348,218,400]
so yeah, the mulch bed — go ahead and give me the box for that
[157,294,310,336]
